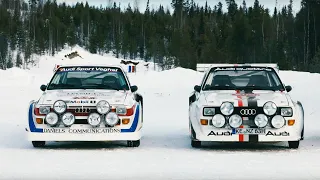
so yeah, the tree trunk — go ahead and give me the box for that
[306,3,310,69]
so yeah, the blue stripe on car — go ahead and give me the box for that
[28,103,43,133]
[121,104,140,133]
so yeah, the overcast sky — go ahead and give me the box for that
[56,0,302,14]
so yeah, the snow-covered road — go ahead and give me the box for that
[1,47,320,179]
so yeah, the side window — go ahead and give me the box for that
[200,73,206,86]
[116,71,130,90]
[203,72,214,87]
[51,73,62,84]
[269,72,282,87]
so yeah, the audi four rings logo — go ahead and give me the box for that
[240,109,256,115]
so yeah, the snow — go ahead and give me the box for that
[1,46,320,179]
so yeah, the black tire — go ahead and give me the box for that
[32,141,45,148]
[127,140,140,147]
[191,140,201,148]
[288,141,299,149]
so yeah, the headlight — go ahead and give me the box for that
[105,112,119,126]
[228,114,242,128]
[96,100,111,114]
[271,115,285,129]
[87,113,101,127]
[61,112,75,127]
[211,114,225,128]
[39,106,50,115]
[263,101,277,115]
[45,112,59,126]
[53,100,67,114]
[203,107,215,116]
[281,107,293,117]
[116,106,127,115]
[220,102,234,116]
[254,114,268,128]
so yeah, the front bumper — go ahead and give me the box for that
[26,126,142,141]
[27,102,142,142]
[192,126,302,142]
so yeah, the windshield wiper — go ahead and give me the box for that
[241,85,276,91]
[47,83,77,89]
[91,84,120,91]
[204,85,236,90]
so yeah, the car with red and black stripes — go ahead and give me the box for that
[189,64,304,149]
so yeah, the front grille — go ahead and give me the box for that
[208,107,282,128]
[214,107,281,117]
[43,106,120,126]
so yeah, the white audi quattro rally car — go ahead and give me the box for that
[26,64,143,148]
[189,63,304,149]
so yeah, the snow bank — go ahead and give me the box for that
[129,67,204,95]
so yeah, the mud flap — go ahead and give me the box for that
[297,101,304,140]
[190,122,197,140]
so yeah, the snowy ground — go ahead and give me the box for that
[1,47,320,179]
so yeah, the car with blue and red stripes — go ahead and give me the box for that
[26,64,143,148]
[189,64,304,149]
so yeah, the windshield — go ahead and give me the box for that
[47,66,130,90]
[202,67,285,91]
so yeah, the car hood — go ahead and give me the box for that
[200,90,290,107]
[37,89,133,106]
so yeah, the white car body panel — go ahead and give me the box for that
[189,64,304,143]
[26,64,143,142]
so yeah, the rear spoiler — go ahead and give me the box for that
[196,63,279,73]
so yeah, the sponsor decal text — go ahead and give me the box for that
[265,131,290,136]
[207,131,232,136]
[58,67,119,72]
[43,128,121,134]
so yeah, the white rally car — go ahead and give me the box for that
[26,64,143,148]
[189,64,304,149]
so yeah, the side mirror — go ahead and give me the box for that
[194,85,201,93]
[40,84,47,92]
[131,85,138,93]
[285,85,292,92]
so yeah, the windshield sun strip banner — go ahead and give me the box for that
[214,67,272,71]
[58,67,120,72]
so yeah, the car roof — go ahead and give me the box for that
[197,63,279,73]
[206,65,277,74]
[59,64,122,68]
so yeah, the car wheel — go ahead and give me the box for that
[32,141,45,148]
[288,141,299,149]
[127,140,140,147]
[191,140,201,148]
